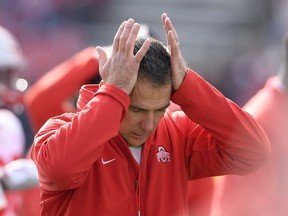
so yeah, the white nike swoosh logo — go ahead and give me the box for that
[101,158,117,165]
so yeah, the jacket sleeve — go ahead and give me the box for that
[23,47,99,133]
[30,84,130,191]
[170,69,271,178]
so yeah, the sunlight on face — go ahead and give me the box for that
[119,80,171,147]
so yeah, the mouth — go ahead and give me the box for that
[132,132,145,140]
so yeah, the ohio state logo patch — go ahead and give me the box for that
[156,146,171,163]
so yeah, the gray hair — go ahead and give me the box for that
[134,37,172,87]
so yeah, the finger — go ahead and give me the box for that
[285,33,288,67]
[126,23,140,55]
[134,38,151,63]
[161,13,169,43]
[166,18,179,43]
[168,30,180,55]
[163,15,179,43]
[161,13,168,33]
[161,13,168,22]
[112,21,127,54]
[95,46,108,69]
[119,18,135,52]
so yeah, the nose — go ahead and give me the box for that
[140,112,154,132]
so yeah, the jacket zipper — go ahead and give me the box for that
[114,135,142,215]
[136,179,140,216]
[136,163,141,216]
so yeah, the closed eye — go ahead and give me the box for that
[130,107,142,113]
[129,103,170,113]
[156,108,166,113]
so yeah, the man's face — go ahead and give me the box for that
[119,80,171,147]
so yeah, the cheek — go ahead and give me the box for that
[154,112,165,124]
[119,114,138,133]
[119,120,128,135]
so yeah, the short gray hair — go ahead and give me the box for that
[134,37,172,87]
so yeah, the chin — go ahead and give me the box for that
[128,139,145,148]
[128,143,142,148]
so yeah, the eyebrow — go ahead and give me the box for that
[130,102,171,112]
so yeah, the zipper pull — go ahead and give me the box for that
[135,179,140,215]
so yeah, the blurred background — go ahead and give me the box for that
[1,0,287,106]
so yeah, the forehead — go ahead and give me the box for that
[130,80,171,109]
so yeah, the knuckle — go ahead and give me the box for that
[120,34,129,41]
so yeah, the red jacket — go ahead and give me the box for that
[31,69,270,216]
[211,76,288,216]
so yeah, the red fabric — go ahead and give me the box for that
[17,187,41,216]
[212,76,288,216]
[168,102,215,216]
[30,70,270,215]
[188,178,215,216]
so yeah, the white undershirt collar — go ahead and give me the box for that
[129,146,142,165]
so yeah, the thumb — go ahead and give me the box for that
[95,46,108,67]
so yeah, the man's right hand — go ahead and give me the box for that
[96,19,151,95]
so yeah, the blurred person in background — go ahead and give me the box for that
[0,109,25,215]
[0,25,27,216]
[0,25,37,216]
[0,158,39,215]
[0,25,34,155]
[211,33,288,216]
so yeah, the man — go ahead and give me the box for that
[25,24,214,216]
[211,34,288,216]
[31,13,270,215]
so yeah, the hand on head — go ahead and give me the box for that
[96,19,151,95]
[161,13,187,91]
[96,13,187,95]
